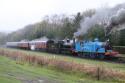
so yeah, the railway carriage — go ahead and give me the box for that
[18,42,29,49]
[6,42,19,48]
[29,41,47,51]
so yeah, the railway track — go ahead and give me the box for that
[22,49,125,64]
[60,52,125,64]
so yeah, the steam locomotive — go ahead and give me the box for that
[6,38,119,59]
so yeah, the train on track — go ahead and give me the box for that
[6,38,119,59]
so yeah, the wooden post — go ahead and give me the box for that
[97,67,100,80]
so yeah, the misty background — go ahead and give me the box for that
[0,0,125,46]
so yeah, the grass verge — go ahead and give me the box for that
[0,55,120,83]
[0,48,125,83]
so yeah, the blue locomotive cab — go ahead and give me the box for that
[74,38,107,59]
[75,38,105,52]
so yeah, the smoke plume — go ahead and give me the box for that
[107,8,125,36]
[74,3,125,37]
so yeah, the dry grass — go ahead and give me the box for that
[0,48,125,80]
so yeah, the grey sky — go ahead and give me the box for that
[0,0,125,33]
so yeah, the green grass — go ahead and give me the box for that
[0,49,125,83]
[4,48,125,72]
[1,54,125,83]
[0,53,124,83]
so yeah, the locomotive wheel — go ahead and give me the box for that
[84,53,89,58]
[77,53,82,57]
[99,54,105,59]
[90,53,96,59]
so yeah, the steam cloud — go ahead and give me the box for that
[107,8,125,36]
[74,3,125,37]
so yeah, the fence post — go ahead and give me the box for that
[97,67,100,80]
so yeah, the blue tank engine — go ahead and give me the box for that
[73,38,118,59]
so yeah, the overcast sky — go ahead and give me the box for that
[0,0,125,33]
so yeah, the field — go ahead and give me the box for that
[0,48,125,83]
[4,48,125,71]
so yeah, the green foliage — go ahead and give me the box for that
[5,11,95,42]
[6,15,78,41]
[0,9,124,46]
[73,12,83,30]
[84,24,105,41]
[0,32,7,44]
[120,29,125,46]
[110,30,120,46]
